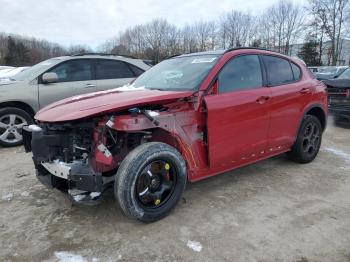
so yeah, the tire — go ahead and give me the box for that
[0,107,33,147]
[115,142,187,222]
[288,115,323,163]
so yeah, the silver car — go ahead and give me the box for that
[0,54,150,147]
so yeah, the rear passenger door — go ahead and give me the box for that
[262,55,313,149]
[94,59,143,91]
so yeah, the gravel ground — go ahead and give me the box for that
[0,118,350,262]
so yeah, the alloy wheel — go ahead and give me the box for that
[0,114,27,144]
[302,122,320,155]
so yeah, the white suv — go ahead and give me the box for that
[0,54,150,146]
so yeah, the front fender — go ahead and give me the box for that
[111,112,207,178]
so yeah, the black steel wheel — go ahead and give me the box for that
[288,115,323,163]
[115,142,187,222]
[136,160,177,209]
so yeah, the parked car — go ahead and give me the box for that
[0,54,150,146]
[315,66,348,80]
[0,68,15,77]
[308,66,321,74]
[0,66,14,71]
[324,67,350,127]
[22,48,327,222]
[0,66,29,80]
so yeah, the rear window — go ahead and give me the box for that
[263,55,294,86]
[96,60,135,80]
[129,64,145,76]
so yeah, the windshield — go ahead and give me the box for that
[11,58,63,81]
[132,55,220,91]
[338,68,350,79]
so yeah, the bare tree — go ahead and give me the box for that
[259,0,305,55]
[309,0,350,65]
[219,11,255,48]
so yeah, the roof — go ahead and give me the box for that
[175,47,286,58]
[50,54,151,71]
[178,50,226,57]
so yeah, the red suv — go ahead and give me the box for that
[23,48,328,222]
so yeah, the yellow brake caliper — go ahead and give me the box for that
[154,163,171,206]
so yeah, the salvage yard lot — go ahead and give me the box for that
[1,118,350,262]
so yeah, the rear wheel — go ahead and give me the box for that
[115,142,187,222]
[0,107,33,147]
[288,115,322,163]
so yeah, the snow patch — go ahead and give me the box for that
[323,147,350,163]
[54,251,87,262]
[28,125,42,132]
[73,195,86,202]
[90,192,101,199]
[114,83,145,91]
[187,240,202,252]
[69,83,145,101]
[145,110,160,117]
[2,193,13,201]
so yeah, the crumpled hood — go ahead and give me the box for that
[35,88,193,122]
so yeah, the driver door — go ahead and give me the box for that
[204,55,271,168]
[38,59,97,108]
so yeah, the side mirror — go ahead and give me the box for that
[42,72,58,84]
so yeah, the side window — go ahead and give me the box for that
[291,62,301,80]
[96,60,135,80]
[48,60,93,82]
[128,64,145,76]
[218,55,263,93]
[263,55,294,86]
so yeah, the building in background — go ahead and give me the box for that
[289,39,350,66]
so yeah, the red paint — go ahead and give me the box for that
[36,48,328,182]
[35,89,193,122]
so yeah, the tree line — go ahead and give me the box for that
[0,0,349,67]
[0,33,91,66]
[99,0,350,66]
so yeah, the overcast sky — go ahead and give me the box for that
[0,0,306,49]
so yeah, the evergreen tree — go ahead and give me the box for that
[298,40,322,66]
[4,36,30,66]
[4,36,17,66]
[251,39,262,48]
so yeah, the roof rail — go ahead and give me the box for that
[71,52,137,59]
[224,47,286,55]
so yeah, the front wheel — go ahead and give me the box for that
[115,142,187,222]
[0,107,33,147]
[288,115,323,163]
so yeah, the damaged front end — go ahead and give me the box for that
[23,121,109,204]
[22,106,183,205]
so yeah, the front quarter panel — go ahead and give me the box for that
[0,81,39,112]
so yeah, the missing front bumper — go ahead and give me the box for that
[23,125,111,204]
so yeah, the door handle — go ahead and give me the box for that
[256,96,270,104]
[84,83,95,88]
[299,88,311,94]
